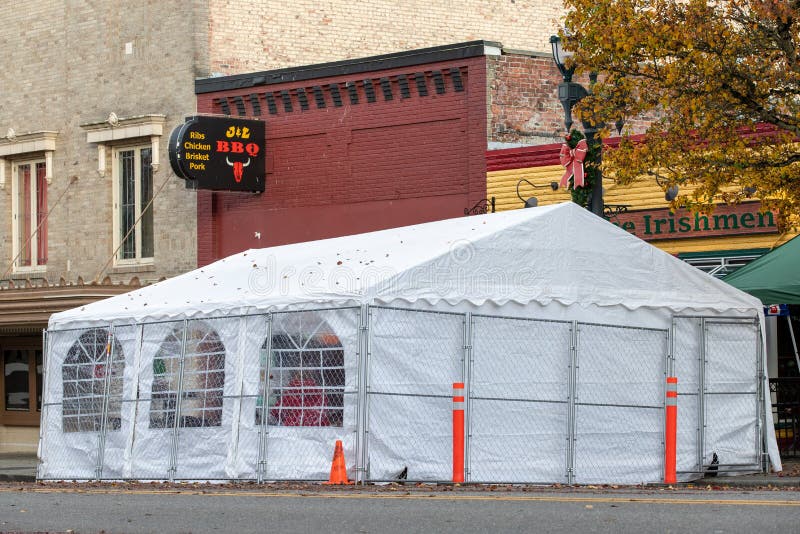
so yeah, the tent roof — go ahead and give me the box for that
[49,202,761,328]
[724,233,800,305]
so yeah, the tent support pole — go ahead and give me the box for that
[698,319,707,474]
[168,320,189,482]
[257,313,272,484]
[358,305,373,484]
[787,315,800,372]
[123,324,144,479]
[230,316,248,481]
[566,321,578,485]
[353,306,366,485]
[757,320,767,473]
[463,312,473,482]
[96,326,116,481]
[37,328,49,480]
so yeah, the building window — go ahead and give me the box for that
[81,115,164,268]
[62,329,125,433]
[0,340,43,426]
[1,131,57,272]
[11,160,48,269]
[150,323,226,429]
[257,315,345,427]
[114,146,153,263]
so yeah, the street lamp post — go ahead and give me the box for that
[550,35,604,217]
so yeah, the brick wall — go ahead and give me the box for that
[488,53,566,145]
[207,0,565,75]
[0,1,207,286]
[196,57,488,264]
[488,52,658,146]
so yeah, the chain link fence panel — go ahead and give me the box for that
[230,314,268,480]
[98,324,140,479]
[38,306,764,485]
[469,315,572,483]
[130,320,183,480]
[366,307,464,481]
[172,317,239,480]
[672,317,702,476]
[573,324,668,484]
[704,320,761,469]
[39,326,119,480]
[262,308,360,480]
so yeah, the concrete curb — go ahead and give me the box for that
[690,477,800,488]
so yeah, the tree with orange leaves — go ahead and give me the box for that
[562,0,800,228]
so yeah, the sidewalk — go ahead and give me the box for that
[1,453,797,487]
[0,453,37,481]
[692,458,800,488]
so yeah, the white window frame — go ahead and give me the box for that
[0,130,57,274]
[112,144,154,266]
[10,158,47,273]
[80,114,165,267]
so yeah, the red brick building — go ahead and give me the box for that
[192,41,578,264]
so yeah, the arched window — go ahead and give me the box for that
[150,322,226,428]
[62,328,124,433]
[257,314,345,427]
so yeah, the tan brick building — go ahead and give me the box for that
[0,0,568,452]
[205,0,564,75]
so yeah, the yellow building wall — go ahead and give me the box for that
[0,424,38,453]
[489,165,798,255]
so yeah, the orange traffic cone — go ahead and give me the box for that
[324,440,353,485]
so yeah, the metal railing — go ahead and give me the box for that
[770,378,800,458]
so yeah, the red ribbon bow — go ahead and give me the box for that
[559,139,588,189]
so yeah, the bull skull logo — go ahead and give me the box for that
[226,157,251,183]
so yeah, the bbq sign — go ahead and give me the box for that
[169,116,265,192]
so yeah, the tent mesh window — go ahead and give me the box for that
[62,329,124,433]
[257,314,345,427]
[149,323,226,429]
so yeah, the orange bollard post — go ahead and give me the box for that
[324,439,353,485]
[453,382,465,483]
[664,376,678,484]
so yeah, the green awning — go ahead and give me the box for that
[724,234,800,304]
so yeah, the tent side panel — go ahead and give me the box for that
[469,316,571,483]
[703,321,761,470]
[573,324,668,485]
[39,327,116,480]
[230,314,267,480]
[130,321,184,480]
[100,324,140,479]
[672,317,702,477]
[366,307,464,481]
[173,317,239,480]
[262,308,361,480]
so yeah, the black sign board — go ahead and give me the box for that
[169,116,266,192]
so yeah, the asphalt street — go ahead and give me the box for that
[1,485,799,534]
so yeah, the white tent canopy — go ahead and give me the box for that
[53,202,760,326]
[41,202,780,483]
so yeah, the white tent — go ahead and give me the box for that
[40,202,780,483]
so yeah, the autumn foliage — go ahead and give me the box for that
[563,0,800,228]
